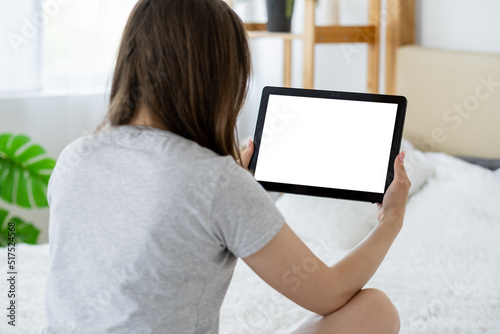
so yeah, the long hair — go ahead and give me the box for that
[97,0,251,160]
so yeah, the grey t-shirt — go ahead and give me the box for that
[41,125,285,334]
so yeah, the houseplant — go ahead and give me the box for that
[0,133,55,246]
[230,0,296,32]
[266,0,295,32]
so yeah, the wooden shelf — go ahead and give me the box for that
[385,0,415,94]
[315,25,377,44]
[232,0,381,92]
[305,0,381,92]
[245,23,302,40]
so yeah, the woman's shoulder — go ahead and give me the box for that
[53,125,247,185]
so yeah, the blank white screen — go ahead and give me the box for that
[254,95,398,193]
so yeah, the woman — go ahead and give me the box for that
[42,0,410,333]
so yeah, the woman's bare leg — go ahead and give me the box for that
[291,289,400,334]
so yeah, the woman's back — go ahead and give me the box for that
[42,125,284,333]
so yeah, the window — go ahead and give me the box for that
[1,0,138,94]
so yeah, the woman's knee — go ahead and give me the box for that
[291,289,400,334]
[357,288,400,334]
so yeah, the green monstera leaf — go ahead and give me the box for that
[0,208,40,246]
[0,134,56,208]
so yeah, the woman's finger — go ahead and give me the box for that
[239,138,254,169]
[394,151,410,181]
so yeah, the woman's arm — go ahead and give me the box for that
[243,152,411,316]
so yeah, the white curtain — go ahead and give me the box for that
[0,0,138,94]
[0,0,41,92]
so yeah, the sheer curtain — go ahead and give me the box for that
[0,0,41,92]
[1,0,138,94]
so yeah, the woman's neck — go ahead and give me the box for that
[129,106,167,130]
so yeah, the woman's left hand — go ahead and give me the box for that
[238,138,254,170]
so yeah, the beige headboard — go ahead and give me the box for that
[396,46,500,159]
[385,0,500,159]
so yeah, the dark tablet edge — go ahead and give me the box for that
[261,181,384,203]
[249,86,407,203]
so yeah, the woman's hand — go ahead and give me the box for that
[238,138,254,170]
[376,151,412,230]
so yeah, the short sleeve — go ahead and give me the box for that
[211,157,285,258]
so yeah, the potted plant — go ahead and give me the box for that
[0,133,56,246]
[266,0,295,32]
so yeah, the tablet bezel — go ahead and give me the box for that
[248,86,407,203]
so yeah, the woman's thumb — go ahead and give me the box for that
[394,151,409,181]
[239,138,254,169]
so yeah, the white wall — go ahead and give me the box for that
[418,0,500,54]
[2,0,499,243]
[0,92,107,243]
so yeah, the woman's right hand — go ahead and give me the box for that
[376,151,412,230]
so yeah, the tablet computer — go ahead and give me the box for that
[248,86,407,203]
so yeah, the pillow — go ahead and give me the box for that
[400,139,435,196]
[275,193,377,249]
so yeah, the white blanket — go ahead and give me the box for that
[2,151,500,334]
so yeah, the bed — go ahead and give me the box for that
[2,143,500,334]
[2,1,500,333]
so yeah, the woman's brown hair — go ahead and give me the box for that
[98,0,251,160]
